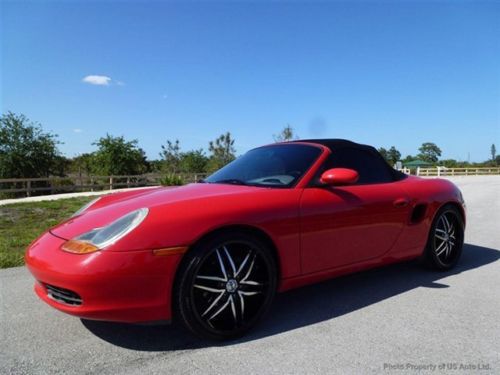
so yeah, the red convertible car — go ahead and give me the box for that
[26,139,465,340]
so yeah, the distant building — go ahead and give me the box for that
[403,159,432,169]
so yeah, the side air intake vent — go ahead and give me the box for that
[410,204,427,224]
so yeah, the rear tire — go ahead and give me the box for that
[422,205,464,270]
[173,231,277,340]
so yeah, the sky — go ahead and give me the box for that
[1,1,499,162]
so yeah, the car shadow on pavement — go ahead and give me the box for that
[81,243,499,351]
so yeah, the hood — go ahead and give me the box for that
[49,183,264,240]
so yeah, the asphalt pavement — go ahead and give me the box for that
[1,176,499,374]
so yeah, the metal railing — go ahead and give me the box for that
[0,173,208,197]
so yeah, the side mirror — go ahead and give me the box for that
[320,168,359,186]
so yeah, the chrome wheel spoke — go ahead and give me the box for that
[435,228,447,235]
[201,291,226,317]
[239,290,261,296]
[239,280,264,293]
[240,256,256,282]
[229,295,237,322]
[435,240,447,256]
[223,246,237,276]
[240,280,262,286]
[208,295,231,321]
[238,291,245,318]
[196,275,226,282]
[435,234,447,241]
[215,249,228,281]
[235,252,251,277]
[194,284,225,293]
[442,214,451,232]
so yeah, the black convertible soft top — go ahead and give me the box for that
[295,138,378,154]
[294,138,407,181]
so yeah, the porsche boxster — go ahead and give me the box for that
[25,139,466,340]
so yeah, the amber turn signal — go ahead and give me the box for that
[152,246,188,256]
[61,240,99,254]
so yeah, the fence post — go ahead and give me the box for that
[26,180,32,197]
[109,176,113,190]
[127,177,130,188]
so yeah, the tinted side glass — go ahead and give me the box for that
[323,147,394,184]
[205,144,322,187]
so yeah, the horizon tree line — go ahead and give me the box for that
[1,111,499,180]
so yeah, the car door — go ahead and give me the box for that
[300,147,411,274]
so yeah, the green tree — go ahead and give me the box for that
[491,144,496,161]
[273,124,297,142]
[207,132,236,172]
[92,134,148,175]
[70,153,94,176]
[52,156,71,177]
[0,112,61,178]
[180,149,208,173]
[387,146,401,165]
[440,159,459,168]
[160,139,181,173]
[378,146,401,165]
[418,142,442,163]
[403,155,417,163]
[378,147,388,161]
[148,159,164,173]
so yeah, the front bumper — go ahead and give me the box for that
[25,231,182,323]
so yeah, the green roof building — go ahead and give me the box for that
[403,159,432,168]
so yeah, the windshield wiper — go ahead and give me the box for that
[211,178,248,185]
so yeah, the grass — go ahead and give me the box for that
[0,197,93,268]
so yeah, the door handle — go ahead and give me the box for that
[393,198,409,208]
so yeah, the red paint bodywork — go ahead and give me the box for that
[25,142,466,323]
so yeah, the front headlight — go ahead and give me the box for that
[71,197,102,217]
[62,208,149,254]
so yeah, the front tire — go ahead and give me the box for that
[174,231,277,340]
[423,205,464,270]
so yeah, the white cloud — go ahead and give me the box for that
[73,128,83,133]
[82,75,112,86]
[116,80,125,86]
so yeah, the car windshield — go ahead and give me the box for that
[205,144,322,187]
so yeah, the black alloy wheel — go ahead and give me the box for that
[174,232,277,340]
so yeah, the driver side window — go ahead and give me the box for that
[322,147,394,184]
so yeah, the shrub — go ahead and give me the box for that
[160,174,184,186]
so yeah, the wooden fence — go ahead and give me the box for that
[2,167,499,198]
[415,167,500,177]
[0,173,208,197]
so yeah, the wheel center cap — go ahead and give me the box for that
[226,279,238,293]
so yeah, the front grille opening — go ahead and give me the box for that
[45,284,82,306]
